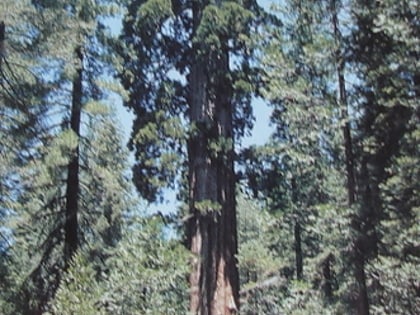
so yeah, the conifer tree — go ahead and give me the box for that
[49,214,189,315]
[119,0,275,313]
[348,1,419,313]
[0,1,50,227]
[259,0,342,279]
[244,1,358,312]
[0,1,126,313]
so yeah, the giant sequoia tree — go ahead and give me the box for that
[1,0,418,314]
[119,0,273,313]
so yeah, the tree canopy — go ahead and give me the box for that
[0,0,418,314]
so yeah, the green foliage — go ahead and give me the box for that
[49,217,189,315]
[1,0,418,314]
[104,218,189,314]
[138,0,173,30]
[0,0,131,311]
[347,0,419,313]
[238,198,282,282]
[368,257,419,314]
[47,253,106,315]
[194,2,253,53]
[237,196,284,314]
[194,199,222,214]
[119,0,267,202]
[279,280,337,315]
[245,1,357,313]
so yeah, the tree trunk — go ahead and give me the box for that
[331,0,356,206]
[291,178,303,280]
[353,103,410,313]
[187,2,239,314]
[64,47,83,269]
[294,220,303,280]
[0,21,4,67]
[353,239,370,315]
[322,253,334,302]
[331,1,368,312]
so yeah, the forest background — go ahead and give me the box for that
[0,0,418,314]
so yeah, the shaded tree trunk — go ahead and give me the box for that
[353,234,370,315]
[64,47,83,269]
[0,21,4,68]
[331,0,356,206]
[322,253,334,302]
[331,1,367,312]
[294,220,303,280]
[291,178,303,280]
[186,3,239,314]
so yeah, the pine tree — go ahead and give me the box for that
[236,196,284,315]
[0,3,56,311]
[260,0,342,279]
[246,0,358,312]
[348,0,419,313]
[0,0,50,232]
[49,215,189,315]
[1,1,127,313]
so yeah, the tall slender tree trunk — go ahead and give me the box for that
[0,21,4,68]
[322,253,334,302]
[331,2,368,312]
[187,2,239,314]
[290,178,303,281]
[353,229,370,315]
[294,220,303,280]
[64,47,83,269]
[331,0,356,207]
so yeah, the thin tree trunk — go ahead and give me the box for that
[291,178,303,280]
[64,47,83,269]
[187,2,239,314]
[331,0,356,206]
[354,237,370,315]
[0,21,5,69]
[294,220,303,280]
[322,253,334,301]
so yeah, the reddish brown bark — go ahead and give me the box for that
[187,3,239,313]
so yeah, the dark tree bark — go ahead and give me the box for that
[294,220,303,280]
[64,47,83,269]
[186,3,239,314]
[322,253,334,301]
[353,244,370,315]
[331,0,356,207]
[291,178,303,281]
[0,21,5,68]
[331,1,368,312]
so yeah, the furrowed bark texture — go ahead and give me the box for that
[187,2,239,314]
